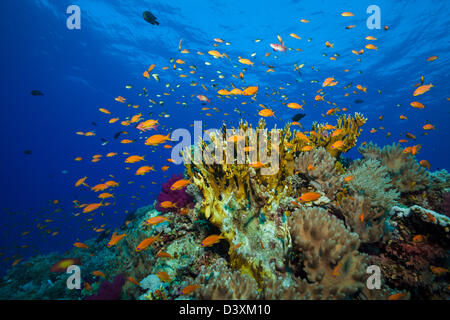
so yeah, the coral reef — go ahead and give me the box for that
[1,116,449,301]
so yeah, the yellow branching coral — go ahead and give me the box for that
[181,114,367,285]
[288,207,368,299]
[310,112,367,157]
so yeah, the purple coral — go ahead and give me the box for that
[85,274,125,300]
[156,174,194,213]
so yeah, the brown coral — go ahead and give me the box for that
[194,259,260,299]
[358,143,430,193]
[294,147,343,200]
[288,207,368,299]
[337,195,387,243]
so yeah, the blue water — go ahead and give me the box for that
[0,0,449,275]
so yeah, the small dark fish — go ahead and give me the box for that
[24,150,32,155]
[143,11,159,25]
[30,90,44,96]
[92,122,97,126]
[354,99,364,104]
[292,113,306,122]
[114,131,126,139]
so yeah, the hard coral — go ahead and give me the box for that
[156,174,194,213]
[309,112,367,157]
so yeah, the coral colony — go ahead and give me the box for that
[1,113,448,300]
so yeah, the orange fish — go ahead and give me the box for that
[343,176,354,182]
[145,134,171,146]
[107,232,126,247]
[365,44,377,50]
[330,140,345,149]
[136,165,155,176]
[170,179,191,191]
[403,145,421,155]
[156,271,171,282]
[331,129,344,137]
[419,160,431,170]
[413,84,433,96]
[301,145,314,152]
[159,201,177,209]
[259,109,275,117]
[388,292,407,300]
[412,235,425,243]
[73,242,88,249]
[92,271,106,278]
[298,192,321,203]
[156,251,173,259]
[145,216,169,225]
[410,101,425,109]
[201,233,226,247]
[83,203,102,213]
[422,124,435,130]
[125,155,145,163]
[181,284,200,295]
[426,56,438,61]
[136,234,161,252]
[75,176,89,187]
[430,266,448,276]
[127,277,141,286]
[99,108,111,114]
[287,102,303,109]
